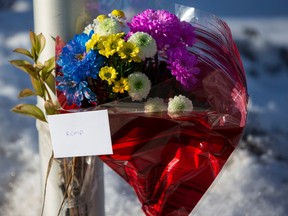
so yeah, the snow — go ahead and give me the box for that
[0,0,288,215]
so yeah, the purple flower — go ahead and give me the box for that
[127,9,182,50]
[180,21,196,47]
[166,47,200,87]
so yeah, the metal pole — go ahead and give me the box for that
[33,0,105,215]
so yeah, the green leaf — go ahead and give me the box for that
[13,48,33,59]
[29,31,48,62]
[37,33,46,56]
[30,76,44,97]
[51,35,56,42]
[10,60,38,79]
[11,103,47,122]
[29,31,37,48]
[18,88,35,98]
[35,63,45,72]
[41,56,55,81]
[45,74,56,93]
[44,100,58,115]
[10,59,30,67]
[29,31,38,61]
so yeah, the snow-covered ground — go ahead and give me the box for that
[0,0,288,215]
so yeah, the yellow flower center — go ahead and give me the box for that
[75,54,84,60]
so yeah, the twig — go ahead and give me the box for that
[40,153,54,216]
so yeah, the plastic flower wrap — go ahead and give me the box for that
[56,5,248,216]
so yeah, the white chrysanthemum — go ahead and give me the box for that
[93,18,123,36]
[168,95,193,115]
[127,72,151,101]
[94,14,108,24]
[83,23,94,35]
[128,32,157,60]
[144,97,167,113]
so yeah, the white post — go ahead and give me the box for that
[33,0,105,215]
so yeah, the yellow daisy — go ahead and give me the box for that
[99,66,118,85]
[112,77,129,94]
[98,33,125,58]
[117,42,140,62]
[85,33,100,52]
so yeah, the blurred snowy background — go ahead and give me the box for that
[0,0,288,215]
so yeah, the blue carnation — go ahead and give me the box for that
[57,33,105,82]
[56,33,106,106]
[84,49,105,79]
[56,76,96,106]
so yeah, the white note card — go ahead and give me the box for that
[47,110,113,158]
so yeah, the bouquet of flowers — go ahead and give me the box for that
[55,5,248,216]
[11,4,248,216]
[56,8,199,110]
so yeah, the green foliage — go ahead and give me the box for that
[44,100,58,115]
[29,31,46,62]
[10,59,38,79]
[10,31,58,122]
[11,104,47,122]
[17,88,35,98]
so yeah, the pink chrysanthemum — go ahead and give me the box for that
[127,9,182,50]
[166,47,200,88]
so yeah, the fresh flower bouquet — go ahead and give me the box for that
[11,4,248,216]
[55,8,199,110]
[55,5,248,216]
